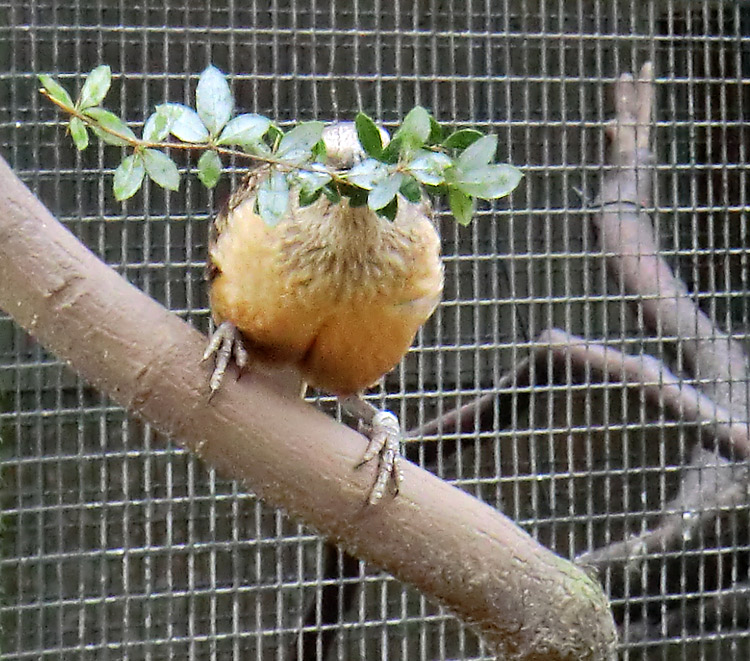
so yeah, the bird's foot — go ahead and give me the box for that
[202,321,249,395]
[356,410,403,505]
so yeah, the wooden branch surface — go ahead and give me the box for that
[594,63,750,418]
[0,155,616,660]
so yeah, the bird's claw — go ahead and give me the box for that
[202,321,249,395]
[356,410,403,505]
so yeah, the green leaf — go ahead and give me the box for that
[355,112,383,158]
[299,187,323,207]
[235,140,270,157]
[442,128,483,150]
[84,107,137,146]
[407,150,452,186]
[454,164,523,199]
[69,117,89,151]
[378,195,399,221]
[297,165,332,195]
[322,183,341,204]
[379,136,403,164]
[38,74,74,108]
[428,115,444,145]
[267,124,284,148]
[346,158,389,190]
[257,170,289,226]
[457,134,498,170]
[78,65,111,110]
[196,65,233,136]
[170,106,210,143]
[144,104,186,142]
[368,172,404,210]
[399,175,422,203]
[395,106,432,146]
[197,150,222,188]
[113,154,145,201]
[448,187,474,226]
[312,139,327,162]
[346,184,369,207]
[276,121,325,164]
[217,113,271,146]
[142,149,180,191]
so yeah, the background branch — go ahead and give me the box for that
[0,155,616,660]
[405,63,750,639]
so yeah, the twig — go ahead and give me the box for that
[412,328,750,460]
[41,88,354,185]
[577,443,747,570]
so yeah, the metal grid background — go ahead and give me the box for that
[1,1,750,659]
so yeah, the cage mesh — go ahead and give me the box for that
[1,1,750,659]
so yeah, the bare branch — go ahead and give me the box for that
[594,62,750,418]
[580,63,750,581]
[577,444,748,570]
[413,329,750,460]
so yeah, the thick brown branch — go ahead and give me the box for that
[0,156,616,660]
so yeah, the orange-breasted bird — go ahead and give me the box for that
[203,122,443,504]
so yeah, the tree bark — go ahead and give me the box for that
[0,155,617,660]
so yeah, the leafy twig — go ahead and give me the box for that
[39,65,523,226]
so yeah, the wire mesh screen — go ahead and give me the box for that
[1,0,750,659]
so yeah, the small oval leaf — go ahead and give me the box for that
[299,188,323,207]
[84,107,137,146]
[267,124,284,148]
[144,104,186,142]
[345,158,389,190]
[170,107,210,143]
[113,154,145,201]
[354,112,383,158]
[378,195,399,221]
[197,150,222,188]
[276,121,325,164]
[399,175,422,203]
[38,74,74,108]
[454,163,523,199]
[442,128,483,150]
[396,106,432,146]
[257,170,289,226]
[297,166,332,195]
[407,150,453,186]
[196,65,233,136]
[322,183,341,204]
[69,117,89,151]
[217,113,271,146]
[427,115,444,145]
[448,187,474,226]
[368,172,404,211]
[78,65,112,110]
[142,149,180,191]
[457,134,498,170]
[379,135,403,164]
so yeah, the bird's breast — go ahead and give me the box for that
[209,187,443,394]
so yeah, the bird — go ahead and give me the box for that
[203,122,444,504]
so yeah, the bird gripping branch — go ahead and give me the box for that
[204,122,444,504]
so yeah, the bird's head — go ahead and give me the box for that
[321,122,390,170]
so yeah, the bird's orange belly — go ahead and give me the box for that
[299,295,438,395]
